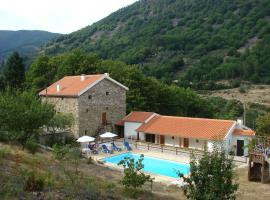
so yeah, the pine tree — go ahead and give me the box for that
[3,52,25,88]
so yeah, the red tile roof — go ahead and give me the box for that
[233,128,255,136]
[39,74,128,97]
[136,115,236,140]
[115,120,124,126]
[122,111,156,123]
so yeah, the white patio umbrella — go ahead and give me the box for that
[76,136,95,143]
[99,132,117,138]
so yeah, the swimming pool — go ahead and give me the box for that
[103,152,190,178]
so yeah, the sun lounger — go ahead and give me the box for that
[124,141,132,151]
[101,144,113,154]
[88,145,98,154]
[111,143,122,151]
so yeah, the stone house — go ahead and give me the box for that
[39,73,128,138]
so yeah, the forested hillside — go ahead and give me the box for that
[26,50,243,120]
[43,0,270,86]
[0,30,60,65]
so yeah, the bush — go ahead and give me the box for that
[118,154,154,198]
[52,144,71,160]
[0,131,9,142]
[239,84,247,93]
[179,145,238,200]
[42,134,76,147]
[87,156,94,164]
[25,140,39,154]
[22,170,46,192]
[0,147,11,159]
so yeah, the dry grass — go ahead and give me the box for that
[236,167,270,200]
[206,84,270,106]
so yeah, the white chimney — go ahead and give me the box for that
[81,74,85,81]
[104,73,109,77]
[237,118,243,127]
[56,84,61,92]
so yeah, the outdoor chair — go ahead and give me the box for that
[124,141,132,151]
[89,145,98,154]
[101,144,113,154]
[111,143,122,151]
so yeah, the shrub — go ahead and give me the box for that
[178,146,238,200]
[87,156,94,164]
[0,147,11,159]
[0,131,9,142]
[118,154,154,198]
[239,84,247,93]
[43,134,76,147]
[25,140,39,154]
[22,170,46,192]
[52,144,71,160]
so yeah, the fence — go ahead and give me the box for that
[134,140,204,157]
[118,139,248,163]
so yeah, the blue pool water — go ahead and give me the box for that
[103,153,190,178]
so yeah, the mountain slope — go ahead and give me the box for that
[0,30,60,62]
[43,0,270,83]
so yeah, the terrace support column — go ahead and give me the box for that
[137,132,139,141]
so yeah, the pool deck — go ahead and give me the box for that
[85,142,248,184]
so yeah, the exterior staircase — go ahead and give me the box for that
[94,121,114,137]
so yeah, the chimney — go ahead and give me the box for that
[81,74,85,81]
[104,73,109,77]
[56,84,61,92]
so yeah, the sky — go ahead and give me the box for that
[0,0,138,34]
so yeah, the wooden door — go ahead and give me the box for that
[160,135,165,145]
[237,140,244,156]
[102,112,107,125]
[183,138,189,148]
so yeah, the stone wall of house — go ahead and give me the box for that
[78,78,126,137]
[41,96,80,137]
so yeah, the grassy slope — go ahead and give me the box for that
[0,143,183,200]
[1,143,270,199]
[204,85,270,107]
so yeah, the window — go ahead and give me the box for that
[86,109,89,113]
[172,136,175,140]
[88,95,92,99]
[85,130,88,135]
[106,91,109,96]
[106,107,109,110]
[196,139,199,143]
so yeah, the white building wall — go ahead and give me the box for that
[164,136,180,146]
[232,135,252,156]
[124,122,143,140]
[189,138,206,150]
[163,136,205,150]
[223,122,237,154]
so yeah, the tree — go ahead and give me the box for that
[46,113,74,134]
[256,113,270,136]
[0,75,5,91]
[118,154,153,197]
[3,52,25,88]
[0,90,55,146]
[179,146,238,200]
